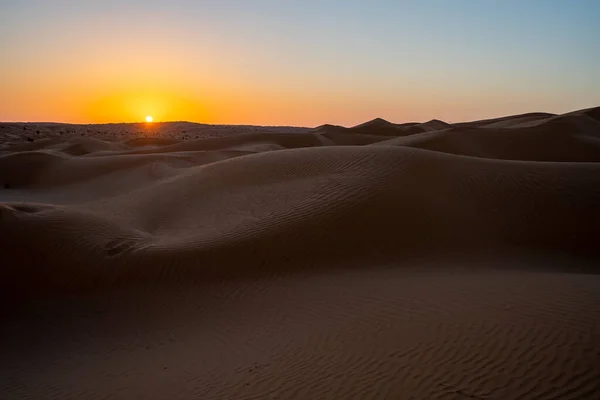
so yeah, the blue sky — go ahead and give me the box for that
[1,0,599,124]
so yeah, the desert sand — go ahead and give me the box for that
[1,108,600,399]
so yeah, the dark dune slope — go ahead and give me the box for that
[373,108,600,161]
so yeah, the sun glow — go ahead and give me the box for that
[145,115,153,123]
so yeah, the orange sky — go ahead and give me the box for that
[1,1,599,127]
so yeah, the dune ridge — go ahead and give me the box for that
[1,107,600,399]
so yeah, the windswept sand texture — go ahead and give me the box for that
[1,109,600,399]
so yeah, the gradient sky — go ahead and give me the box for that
[1,0,599,126]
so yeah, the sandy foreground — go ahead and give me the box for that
[1,108,600,399]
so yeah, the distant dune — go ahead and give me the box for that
[1,108,600,399]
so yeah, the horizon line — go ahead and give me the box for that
[1,104,597,128]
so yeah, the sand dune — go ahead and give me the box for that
[452,112,556,129]
[2,108,600,399]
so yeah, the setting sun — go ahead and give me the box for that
[145,116,153,123]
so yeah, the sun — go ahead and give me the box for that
[145,115,153,123]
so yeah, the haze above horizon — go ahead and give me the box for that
[1,0,599,126]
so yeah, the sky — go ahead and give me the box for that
[1,0,599,126]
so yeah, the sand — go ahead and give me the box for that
[1,109,600,399]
